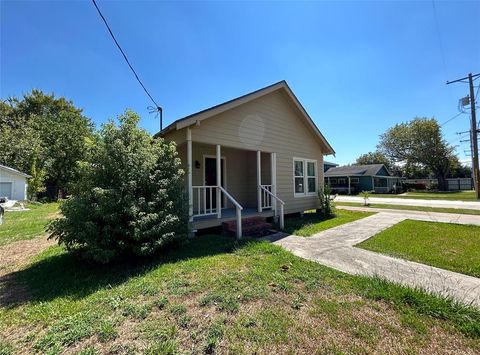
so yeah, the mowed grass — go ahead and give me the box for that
[336,202,480,215]
[0,202,59,246]
[358,220,480,278]
[284,209,375,237]
[1,235,479,354]
[373,191,478,201]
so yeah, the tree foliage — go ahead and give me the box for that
[49,110,188,263]
[355,151,393,170]
[378,118,455,190]
[0,90,94,198]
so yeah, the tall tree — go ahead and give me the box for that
[378,117,455,190]
[0,90,94,198]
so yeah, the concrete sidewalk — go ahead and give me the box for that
[335,195,480,210]
[269,212,480,308]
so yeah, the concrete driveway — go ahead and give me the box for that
[269,210,480,308]
[335,195,480,210]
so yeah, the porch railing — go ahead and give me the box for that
[259,185,285,229]
[193,186,219,217]
[219,186,243,238]
[192,185,243,238]
[260,184,272,209]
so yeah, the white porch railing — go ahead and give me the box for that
[219,186,243,238]
[259,185,285,229]
[193,186,219,217]
[192,185,243,238]
[260,184,272,209]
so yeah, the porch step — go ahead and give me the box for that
[222,216,274,237]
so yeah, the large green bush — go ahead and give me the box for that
[49,110,188,263]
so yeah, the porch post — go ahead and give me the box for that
[271,152,277,215]
[348,177,351,195]
[371,176,375,192]
[257,151,262,212]
[216,144,221,219]
[187,128,193,225]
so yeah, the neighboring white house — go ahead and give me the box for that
[0,164,31,200]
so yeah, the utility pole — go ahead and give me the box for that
[447,73,480,199]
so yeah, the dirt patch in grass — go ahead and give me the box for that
[0,235,54,277]
[0,235,55,307]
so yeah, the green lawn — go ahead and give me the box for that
[1,205,480,353]
[1,236,479,354]
[0,202,60,246]
[373,191,478,201]
[284,209,375,236]
[336,202,480,215]
[358,220,480,278]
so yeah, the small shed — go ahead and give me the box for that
[324,164,401,194]
[0,164,31,200]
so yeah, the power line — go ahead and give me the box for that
[440,112,464,126]
[431,0,449,80]
[91,0,163,129]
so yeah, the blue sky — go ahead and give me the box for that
[1,1,479,165]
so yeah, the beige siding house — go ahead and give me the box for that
[158,81,334,237]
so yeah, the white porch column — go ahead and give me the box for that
[216,144,221,219]
[371,176,375,192]
[187,128,193,224]
[348,177,351,195]
[257,151,262,212]
[271,152,277,215]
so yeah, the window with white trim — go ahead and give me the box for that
[293,158,317,197]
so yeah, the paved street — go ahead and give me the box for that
[335,195,480,210]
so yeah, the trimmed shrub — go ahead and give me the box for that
[49,110,188,263]
[318,184,335,218]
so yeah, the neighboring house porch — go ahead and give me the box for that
[324,164,402,194]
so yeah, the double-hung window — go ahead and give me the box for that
[293,158,317,197]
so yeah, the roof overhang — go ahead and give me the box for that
[0,164,32,178]
[156,81,335,155]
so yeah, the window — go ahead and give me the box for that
[293,158,317,197]
[351,177,359,184]
[294,160,304,194]
[374,177,387,188]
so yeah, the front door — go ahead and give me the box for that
[204,157,225,210]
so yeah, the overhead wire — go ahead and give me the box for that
[91,0,163,125]
[440,112,464,127]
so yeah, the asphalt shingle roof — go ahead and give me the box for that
[324,164,388,177]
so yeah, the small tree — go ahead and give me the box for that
[49,110,188,263]
[360,190,373,206]
[318,184,335,218]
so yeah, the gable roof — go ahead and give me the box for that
[157,81,335,155]
[324,161,338,167]
[0,164,32,178]
[324,164,390,177]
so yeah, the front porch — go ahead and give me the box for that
[192,207,275,230]
[181,128,285,237]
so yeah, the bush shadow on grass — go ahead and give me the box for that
[0,234,243,308]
